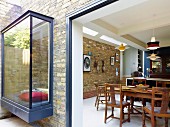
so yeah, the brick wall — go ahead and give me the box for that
[20,0,96,126]
[0,0,22,119]
[0,0,120,126]
[83,37,120,98]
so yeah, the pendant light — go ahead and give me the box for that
[147,53,160,61]
[147,17,160,50]
[118,43,125,51]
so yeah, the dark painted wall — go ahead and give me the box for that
[144,51,150,77]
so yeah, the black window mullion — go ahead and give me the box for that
[29,15,33,109]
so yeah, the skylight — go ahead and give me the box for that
[100,35,127,46]
[83,27,98,36]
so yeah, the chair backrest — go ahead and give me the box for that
[94,82,105,96]
[104,83,122,105]
[151,87,170,114]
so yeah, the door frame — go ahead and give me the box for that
[65,0,118,127]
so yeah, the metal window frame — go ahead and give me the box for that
[65,0,118,127]
[1,10,54,123]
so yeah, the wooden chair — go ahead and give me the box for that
[94,82,105,110]
[104,83,130,127]
[142,87,170,127]
[129,78,147,105]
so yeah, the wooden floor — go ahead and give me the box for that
[83,97,170,127]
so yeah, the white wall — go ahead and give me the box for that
[120,51,123,80]
[123,46,138,77]
[72,21,83,127]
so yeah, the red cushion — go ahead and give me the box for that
[19,91,48,102]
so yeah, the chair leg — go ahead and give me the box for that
[95,95,98,107]
[128,105,130,122]
[122,107,124,120]
[165,118,168,127]
[104,105,107,123]
[120,108,123,127]
[151,114,155,127]
[142,98,146,106]
[97,96,100,110]
[111,107,114,117]
[142,108,146,127]
[108,94,110,101]
[130,97,134,113]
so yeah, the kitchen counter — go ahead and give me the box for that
[126,77,170,87]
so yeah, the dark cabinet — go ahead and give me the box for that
[138,49,143,72]
[149,47,170,78]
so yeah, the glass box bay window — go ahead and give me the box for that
[1,10,53,123]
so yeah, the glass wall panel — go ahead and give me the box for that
[32,17,50,107]
[4,17,30,107]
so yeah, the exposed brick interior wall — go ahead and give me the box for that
[83,90,96,99]
[83,37,120,98]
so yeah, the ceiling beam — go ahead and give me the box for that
[121,34,146,48]
[92,19,118,34]
[91,19,147,50]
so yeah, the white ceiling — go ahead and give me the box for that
[76,0,170,50]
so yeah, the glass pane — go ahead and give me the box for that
[152,59,162,73]
[4,17,30,107]
[32,17,50,107]
[165,58,170,73]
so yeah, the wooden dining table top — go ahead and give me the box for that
[122,86,151,93]
[116,86,153,99]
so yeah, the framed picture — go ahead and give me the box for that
[116,53,119,62]
[83,55,91,71]
[110,57,114,66]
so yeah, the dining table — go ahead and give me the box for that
[121,86,152,114]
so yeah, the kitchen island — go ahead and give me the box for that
[126,77,170,87]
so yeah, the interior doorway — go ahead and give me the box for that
[66,0,170,127]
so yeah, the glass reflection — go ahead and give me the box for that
[4,17,30,107]
[32,17,49,107]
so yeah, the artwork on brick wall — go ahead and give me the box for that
[110,57,115,65]
[116,53,119,62]
[83,55,91,71]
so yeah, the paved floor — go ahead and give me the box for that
[83,97,170,127]
[0,117,32,127]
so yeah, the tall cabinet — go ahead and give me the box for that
[138,49,143,72]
